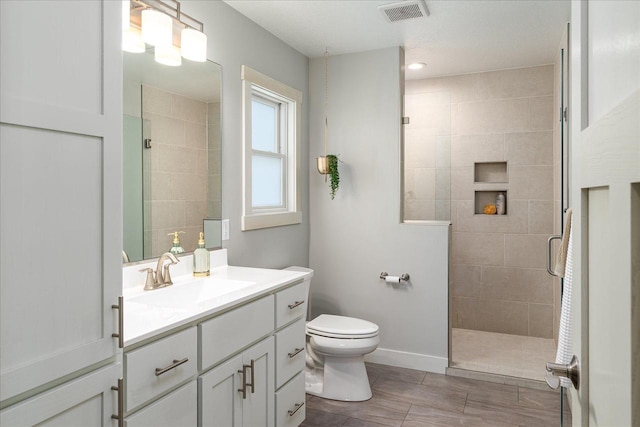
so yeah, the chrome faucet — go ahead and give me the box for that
[140,252,180,291]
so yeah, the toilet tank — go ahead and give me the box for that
[283,266,313,320]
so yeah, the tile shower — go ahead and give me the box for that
[404,65,559,381]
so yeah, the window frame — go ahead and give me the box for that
[241,65,302,231]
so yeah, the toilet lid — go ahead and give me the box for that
[306,314,379,338]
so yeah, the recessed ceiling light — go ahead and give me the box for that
[407,62,426,70]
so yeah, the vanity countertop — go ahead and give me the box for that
[122,251,311,347]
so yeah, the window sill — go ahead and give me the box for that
[241,211,302,231]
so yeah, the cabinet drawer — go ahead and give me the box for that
[275,281,308,329]
[125,380,197,427]
[275,318,306,388]
[199,295,274,371]
[275,372,305,427]
[125,327,197,411]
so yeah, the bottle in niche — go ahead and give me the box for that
[496,192,506,215]
[193,232,210,277]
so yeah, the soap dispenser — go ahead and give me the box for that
[193,232,210,277]
[168,231,185,255]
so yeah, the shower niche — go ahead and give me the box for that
[474,162,508,215]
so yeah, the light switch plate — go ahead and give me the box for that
[222,219,230,241]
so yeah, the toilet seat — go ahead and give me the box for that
[306,314,379,339]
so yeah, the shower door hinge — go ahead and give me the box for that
[563,107,568,122]
[402,117,410,125]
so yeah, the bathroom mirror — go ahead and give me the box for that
[123,49,222,263]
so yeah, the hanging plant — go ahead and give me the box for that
[327,154,340,200]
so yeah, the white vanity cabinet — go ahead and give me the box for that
[122,270,311,427]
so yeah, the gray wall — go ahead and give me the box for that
[309,48,450,372]
[183,1,310,268]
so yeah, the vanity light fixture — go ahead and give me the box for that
[123,0,207,65]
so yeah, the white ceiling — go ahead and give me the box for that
[223,0,570,80]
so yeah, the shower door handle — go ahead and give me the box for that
[547,235,562,276]
[546,355,580,390]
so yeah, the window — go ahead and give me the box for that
[241,66,302,230]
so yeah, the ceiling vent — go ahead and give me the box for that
[378,0,430,23]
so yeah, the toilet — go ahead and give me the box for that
[282,266,380,402]
[305,314,380,401]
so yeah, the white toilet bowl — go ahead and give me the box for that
[305,314,379,401]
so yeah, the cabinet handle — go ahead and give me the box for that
[288,401,305,417]
[237,364,248,399]
[111,378,123,427]
[111,296,124,348]
[288,347,304,358]
[248,359,255,394]
[155,357,189,376]
[287,300,304,310]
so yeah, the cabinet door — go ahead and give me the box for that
[0,363,120,427]
[242,336,275,427]
[199,355,243,427]
[0,0,122,403]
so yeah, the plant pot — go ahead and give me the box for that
[317,156,330,174]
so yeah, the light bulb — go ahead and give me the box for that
[181,28,207,62]
[155,44,181,66]
[123,27,145,53]
[142,9,172,47]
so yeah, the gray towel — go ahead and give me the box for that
[554,208,572,277]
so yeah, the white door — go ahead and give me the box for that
[569,1,640,425]
[0,0,122,402]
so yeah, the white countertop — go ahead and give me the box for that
[122,250,312,347]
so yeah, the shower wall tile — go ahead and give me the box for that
[158,144,198,174]
[185,122,207,150]
[452,232,504,266]
[455,200,527,234]
[529,304,554,338]
[414,168,437,200]
[504,234,549,269]
[171,93,207,124]
[451,134,505,167]
[528,201,554,234]
[453,297,529,336]
[185,200,208,227]
[474,65,554,100]
[405,133,437,168]
[150,200,185,230]
[480,267,553,304]
[407,65,555,339]
[529,96,554,131]
[404,199,436,221]
[435,200,451,221]
[142,85,171,116]
[435,168,451,200]
[509,166,553,200]
[144,112,186,147]
[505,131,553,166]
[450,167,474,200]
[453,98,529,135]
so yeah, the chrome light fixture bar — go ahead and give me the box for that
[123,0,207,65]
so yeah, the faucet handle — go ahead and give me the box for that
[139,268,156,291]
[163,264,175,286]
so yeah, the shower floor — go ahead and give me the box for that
[451,328,557,382]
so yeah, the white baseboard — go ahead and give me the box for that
[364,347,448,374]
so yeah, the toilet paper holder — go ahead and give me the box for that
[380,272,410,282]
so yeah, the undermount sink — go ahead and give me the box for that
[128,278,256,309]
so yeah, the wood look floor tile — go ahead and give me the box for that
[517,387,561,411]
[306,395,410,427]
[401,403,519,427]
[463,398,561,426]
[366,362,427,385]
[343,417,390,427]
[372,379,467,414]
[300,407,348,427]
[422,372,518,405]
